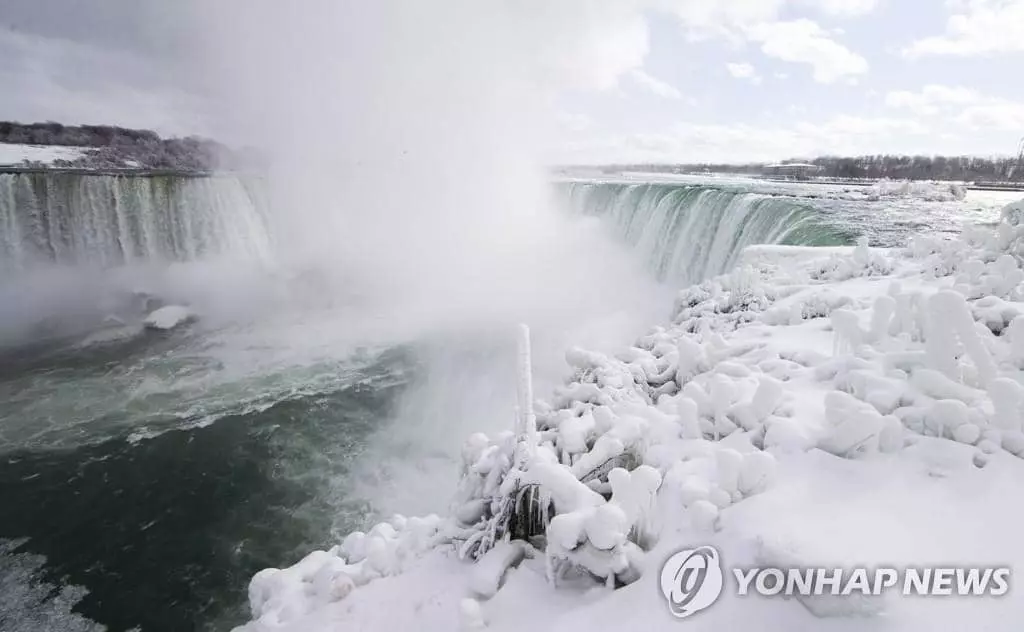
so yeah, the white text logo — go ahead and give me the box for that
[659,546,724,619]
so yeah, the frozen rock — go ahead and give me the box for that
[143,305,194,330]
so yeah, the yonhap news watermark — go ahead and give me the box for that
[659,545,1011,620]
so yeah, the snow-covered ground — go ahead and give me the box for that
[234,200,1024,632]
[0,143,86,166]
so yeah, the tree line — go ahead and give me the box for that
[589,154,1024,183]
[0,121,263,172]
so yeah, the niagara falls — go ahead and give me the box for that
[2,1,1024,631]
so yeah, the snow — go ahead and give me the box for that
[142,305,194,330]
[233,198,1024,632]
[0,143,87,166]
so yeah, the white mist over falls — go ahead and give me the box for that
[1,3,1020,632]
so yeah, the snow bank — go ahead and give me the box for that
[0,143,87,166]
[234,198,1024,632]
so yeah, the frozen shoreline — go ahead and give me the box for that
[235,201,1024,632]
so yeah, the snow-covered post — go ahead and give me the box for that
[515,324,538,464]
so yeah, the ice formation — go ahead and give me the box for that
[865,179,968,202]
[142,305,195,330]
[236,198,1024,632]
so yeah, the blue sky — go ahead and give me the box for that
[1,0,1023,164]
[551,0,1024,163]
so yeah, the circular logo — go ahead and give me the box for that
[659,546,724,619]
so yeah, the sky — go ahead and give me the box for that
[1,0,1024,164]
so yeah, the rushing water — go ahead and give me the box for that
[0,173,271,273]
[0,173,1017,631]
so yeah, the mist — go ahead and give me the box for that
[193,1,667,341]
[191,0,670,515]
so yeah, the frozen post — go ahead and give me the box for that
[516,324,538,459]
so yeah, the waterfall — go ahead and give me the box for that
[0,173,271,274]
[561,181,849,284]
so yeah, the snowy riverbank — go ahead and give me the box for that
[234,200,1024,632]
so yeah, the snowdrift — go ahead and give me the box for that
[234,200,1024,632]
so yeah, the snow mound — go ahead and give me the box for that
[142,305,194,330]
[235,199,1024,632]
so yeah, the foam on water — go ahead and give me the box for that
[0,539,102,632]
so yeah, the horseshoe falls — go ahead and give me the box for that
[0,173,271,273]
[0,169,1017,632]
[561,181,849,284]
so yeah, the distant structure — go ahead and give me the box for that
[763,162,823,179]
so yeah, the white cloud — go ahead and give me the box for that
[520,2,651,91]
[884,84,1024,131]
[956,102,1024,131]
[725,62,762,84]
[557,114,933,164]
[904,0,1024,57]
[660,0,787,37]
[660,0,879,38]
[801,0,881,18]
[629,69,683,99]
[745,19,869,83]
[555,111,593,133]
[0,28,208,134]
[885,84,982,115]
[726,62,756,78]
[475,1,879,96]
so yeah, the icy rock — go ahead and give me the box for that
[1002,199,1024,226]
[311,557,356,602]
[990,378,1024,432]
[471,541,528,599]
[868,295,896,342]
[584,503,630,550]
[558,411,596,454]
[547,512,587,552]
[687,499,720,532]
[926,291,997,385]
[764,417,818,452]
[677,475,712,506]
[715,449,744,496]
[143,305,194,330]
[1002,431,1024,457]
[952,423,982,445]
[910,369,982,404]
[677,397,702,439]
[708,486,733,509]
[731,377,784,430]
[683,382,714,418]
[925,400,969,438]
[341,531,367,563]
[1009,317,1024,364]
[831,309,864,356]
[460,598,487,631]
[608,465,662,528]
[456,499,488,526]
[820,391,886,457]
[515,462,605,512]
[738,451,777,496]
